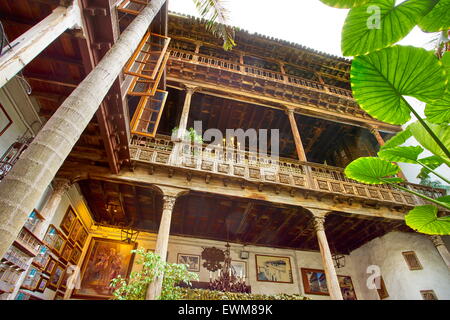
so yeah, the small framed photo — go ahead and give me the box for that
[60,206,77,235]
[301,268,329,295]
[35,276,49,293]
[47,263,65,291]
[44,257,57,275]
[69,246,82,265]
[177,253,200,272]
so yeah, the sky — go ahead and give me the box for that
[168,0,437,57]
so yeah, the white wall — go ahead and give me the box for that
[349,231,450,300]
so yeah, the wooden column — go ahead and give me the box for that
[146,188,181,300]
[368,125,407,180]
[430,235,450,269]
[176,86,197,140]
[286,108,307,162]
[0,3,82,88]
[192,42,201,62]
[36,178,70,239]
[310,209,343,300]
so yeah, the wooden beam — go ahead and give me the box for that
[286,108,307,161]
[0,4,81,88]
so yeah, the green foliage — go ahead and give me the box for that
[378,146,424,163]
[425,52,450,124]
[320,0,370,8]
[380,128,412,151]
[405,205,450,235]
[342,0,435,56]
[351,45,446,125]
[344,157,401,184]
[418,0,450,32]
[178,288,310,300]
[416,155,445,180]
[408,121,450,162]
[110,249,199,300]
[172,127,204,144]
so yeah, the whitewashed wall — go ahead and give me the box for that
[349,231,450,300]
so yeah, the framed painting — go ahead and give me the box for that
[231,260,247,278]
[47,263,65,290]
[44,257,57,275]
[177,253,200,272]
[54,291,65,300]
[0,103,13,136]
[301,268,328,295]
[76,226,89,248]
[60,241,73,263]
[69,246,82,265]
[35,276,48,293]
[72,237,137,299]
[60,206,77,235]
[68,219,82,244]
[338,275,357,300]
[43,225,65,255]
[255,255,293,283]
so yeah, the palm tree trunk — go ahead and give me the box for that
[0,0,166,258]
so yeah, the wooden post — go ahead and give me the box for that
[36,178,70,239]
[177,86,197,140]
[146,187,185,300]
[310,209,343,300]
[192,42,201,62]
[430,235,450,269]
[286,108,307,162]
[368,125,407,180]
[0,3,82,88]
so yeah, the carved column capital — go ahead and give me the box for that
[184,85,199,95]
[162,195,177,212]
[430,235,445,247]
[313,215,326,232]
[52,178,71,196]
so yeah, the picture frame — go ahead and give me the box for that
[177,253,200,272]
[60,241,73,263]
[43,225,65,255]
[231,260,247,278]
[35,276,48,293]
[60,206,77,235]
[68,219,82,244]
[21,267,41,291]
[32,246,51,270]
[255,255,293,283]
[300,268,357,300]
[76,226,88,248]
[72,237,137,299]
[54,291,65,300]
[44,257,57,275]
[47,262,65,291]
[0,103,13,136]
[69,246,82,265]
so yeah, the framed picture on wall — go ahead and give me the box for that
[231,260,247,278]
[255,255,293,283]
[44,257,57,275]
[47,263,65,290]
[35,276,49,293]
[60,206,77,235]
[60,241,73,263]
[68,219,82,244]
[69,246,82,265]
[177,253,200,272]
[76,227,89,248]
[72,237,137,299]
[301,268,358,300]
[0,103,13,136]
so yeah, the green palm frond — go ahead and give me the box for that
[192,0,236,50]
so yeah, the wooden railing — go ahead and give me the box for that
[168,49,354,99]
[129,135,446,207]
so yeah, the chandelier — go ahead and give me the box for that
[202,243,250,293]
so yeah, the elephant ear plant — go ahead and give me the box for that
[320,0,450,235]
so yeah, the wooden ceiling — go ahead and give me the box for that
[79,179,411,254]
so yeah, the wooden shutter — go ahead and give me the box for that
[117,0,150,15]
[420,290,438,300]
[402,251,423,270]
[130,90,168,137]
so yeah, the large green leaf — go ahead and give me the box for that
[408,121,450,161]
[342,0,436,56]
[419,0,450,32]
[425,52,450,124]
[380,128,412,150]
[351,46,446,125]
[344,157,400,184]
[320,0,369,8]
[416,155,445,179]
[378,146,424,163]
[405,205,450,235]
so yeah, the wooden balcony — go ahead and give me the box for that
[129,135,445,208]
[167,49,371,122]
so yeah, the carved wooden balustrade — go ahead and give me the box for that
[129,135,445,207]
[167,49,368,119]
